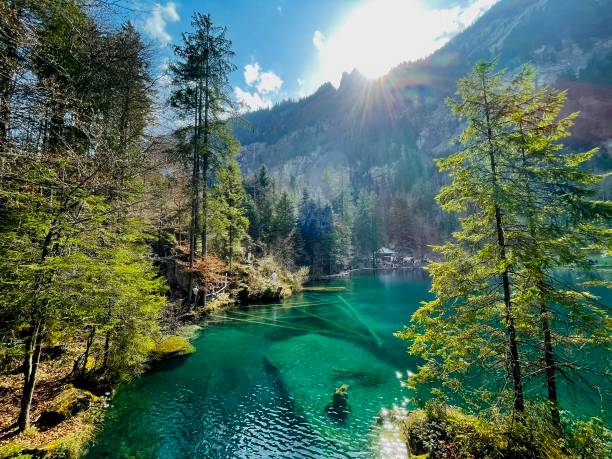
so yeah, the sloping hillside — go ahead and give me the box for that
[234,0,612,250]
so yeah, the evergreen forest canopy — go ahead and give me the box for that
[0,0,610,457]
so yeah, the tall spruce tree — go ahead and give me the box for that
[400,61,611,425]
[169,13,236,305]
[506,66,611,426]
[398,62,528,413]
[210,159,248,270]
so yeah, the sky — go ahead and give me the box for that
[123,0,498,113]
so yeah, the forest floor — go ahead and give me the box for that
[0,348,96,452]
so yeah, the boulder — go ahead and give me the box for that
[152,336,195,360]
[37,386,98,428]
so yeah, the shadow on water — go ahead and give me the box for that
[262,356,302,417]
[147,354,192,374]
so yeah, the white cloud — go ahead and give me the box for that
[297,78,304,86]
[234,86,273,112]
[242,63,283,93]
[257,71,283,93]
[235,63,283,112]
[143,2,180,43]
[310,0,498,87]
[244,63,261,86]
[312,30,325,51]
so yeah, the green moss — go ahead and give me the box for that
[399,403,611,458]
[38,386,98,428]
[43,433,83,459]
[175,324,201,340]
[153,336,195,359]
[0,442,32,459]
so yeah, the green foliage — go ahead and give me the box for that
[153,336,195,359]
[0,0,167,432]
[209,159,249,266]
[402,402,611,459]
[352,189,382,265]
[399,60,611,419]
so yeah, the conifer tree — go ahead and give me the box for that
[506,67,611,426]
[210,159,249,270]
[400,61,611,424]
[399,62,527,413]
[169,13,236,304]
[0,1,161,431]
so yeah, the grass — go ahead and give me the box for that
[399,402,611,458]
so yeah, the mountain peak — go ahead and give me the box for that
[338,68,367,91]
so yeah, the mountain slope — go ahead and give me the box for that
[234,0,612,249]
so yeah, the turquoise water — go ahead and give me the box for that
[84,271,430,458]
[84,270,610,458]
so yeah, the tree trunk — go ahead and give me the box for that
[229,215,233,271]
[102,331,110,369]
[80,326,95,378]
[0,1,20,150]
[538,287,560,426]
[200,33,210,258]
[18,322,45,432]
[497,233,525,413]
[187,78,201,307]
[519,130,560,425]
[482,76,524,413]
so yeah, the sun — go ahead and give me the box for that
[311,0,497,87]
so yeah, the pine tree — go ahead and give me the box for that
[273,191,295,240]
[169,13,236,305]
[353,189,381,267]
[210,159,249,270]
[505,66,611,426]
[400,61,611,423]
[399,62,528,413]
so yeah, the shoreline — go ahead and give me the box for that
[318,265,428,279]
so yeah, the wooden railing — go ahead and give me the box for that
[204,274,228,301]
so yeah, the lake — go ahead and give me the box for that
[84,271,430,458]
[84,269,609,458]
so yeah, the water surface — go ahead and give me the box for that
[84,269,610,458]
[85,271,430,458]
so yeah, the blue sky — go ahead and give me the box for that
[125,0,498,113]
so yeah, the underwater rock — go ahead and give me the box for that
[37,385,98,428]
[325,384,351,422]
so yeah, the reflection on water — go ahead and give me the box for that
[85,271,430,458]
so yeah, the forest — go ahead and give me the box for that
[0,1,610,458]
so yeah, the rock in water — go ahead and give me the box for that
[325,384,351,423]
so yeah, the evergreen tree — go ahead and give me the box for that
[398,62,528,413]
[273,191,295,240]
[353,189,381,267]
[0,1,161,431]
[400,61,611,423]
[169,12,236,304]
[506,66,611,425]
[245,165,275,248]
[210,159,249,270]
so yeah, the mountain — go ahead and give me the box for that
[233,0,612,249]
